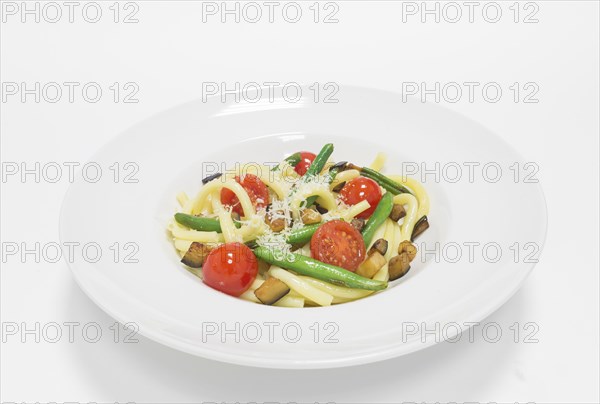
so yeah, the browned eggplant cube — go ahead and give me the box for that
[389,204,406,221]
[180,242,212,268]
[388,253,411,281]
[369,238,388,256]
[254,277,291,305]
[356,250,387,279]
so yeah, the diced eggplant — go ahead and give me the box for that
[266,209,286,232]
[388,253,411,281]
[289,243,303,252]
[356,250,387,279]
[332,181,346,193]
[181,242,212,268]
[314,203,328,214]
[369,238,388,256]
[268,217,285,232]
[351,218,366,232]
[398,240,417,262]
[301,208,322,225]
[257,258,271,274]
[202,172,222,184]
[254,277,291,305]
[411,216,429,240]
[329,161,348,172]
[389,204,406,221]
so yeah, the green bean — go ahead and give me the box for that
[176,212,320,247]
[361,192,394,247]
[253,246,388,291]
[304,163,343,208]
[304,143,334,177]
[174,213,240,232]
[272,152,302,171]
[247,224,322,250]
[361,167,412,195]
[304,196,318,209]
[347,164,412,195]
[286,223,321,244]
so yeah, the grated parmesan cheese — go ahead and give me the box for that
[255,226,293,258]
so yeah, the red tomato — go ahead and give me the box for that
[220,174,270,216]
[294,151,317,176]
[339,177,382,219]
[310,220,366,272]
[202,243,258,296]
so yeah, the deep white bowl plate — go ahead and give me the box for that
[60,86,547,369]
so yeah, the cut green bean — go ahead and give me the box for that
[253,246,388,291]
[248,223,322,250]
[304,143,334,177]
[286,223,321,245]
[286,152,302,166]
[347,164,412,195]
[272,152,302,171]
[174,213,241,232]
[177,212,321,246]
[361,167,412,194]
[304,162,343,208]
[361,192,394,247]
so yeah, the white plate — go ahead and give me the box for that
[60,86,547,369]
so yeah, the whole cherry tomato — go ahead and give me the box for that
[202,242,258,296]
[339,176,382,219]
[220,174,270,216]
[294,151,317,176]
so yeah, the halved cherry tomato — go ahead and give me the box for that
[202,242,258,296]
[220,173,270,216]
[294,151,317,176]
[310,220,366,272]
[339,176,382,219]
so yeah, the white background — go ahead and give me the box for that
[1,1,599,403]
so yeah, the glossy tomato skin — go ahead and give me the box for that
[220,174,270,216]
[310,220,366,272]
[294,151,317,176]
[202,243,258,296]
[339,177,382,219]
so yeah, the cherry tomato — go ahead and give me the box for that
[220,173,270,216]
[339,177,382,219]
[202,243,258,296]
[294,151,317,176]
[310,220,366,272]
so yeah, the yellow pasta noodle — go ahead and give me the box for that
[330,169,360,189]
[176,191,190,208]
[211,195,242,243]
[393,193,419,241]
[190,179,255,217]
[369,152,387,172]
[301,276,372,300]
[389,175,430,218]
[339,200,371,221]
[269,267,334,306]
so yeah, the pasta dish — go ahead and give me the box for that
[168,144,430,307]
